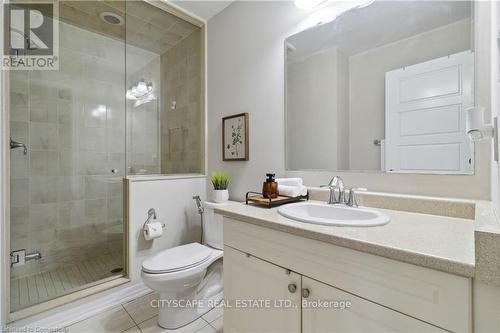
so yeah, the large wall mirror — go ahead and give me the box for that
[285,0,474,174]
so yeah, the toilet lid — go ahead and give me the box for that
[142,243,212,274]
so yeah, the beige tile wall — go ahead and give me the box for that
[160,30,203,174]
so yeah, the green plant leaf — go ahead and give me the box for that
[211,172,230,190]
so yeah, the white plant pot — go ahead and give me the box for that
[213,189,229,203]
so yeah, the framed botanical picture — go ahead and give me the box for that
[222,113,249,161]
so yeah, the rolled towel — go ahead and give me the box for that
[275,177,303,187]
[278,184,308,197]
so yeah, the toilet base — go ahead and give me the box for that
[158,290,223,329]
[156,259,223,329]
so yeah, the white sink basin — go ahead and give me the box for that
[278,202,390,227]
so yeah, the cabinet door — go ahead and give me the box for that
[302,277,446,333]
[224,246,301,333]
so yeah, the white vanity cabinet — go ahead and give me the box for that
[224,246,301,332]
[224,246,445,333]
[223,217,472,333]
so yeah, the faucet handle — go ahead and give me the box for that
[346,188,367,207]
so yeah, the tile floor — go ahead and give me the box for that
[11,253,124,311]
[65,292,223,333]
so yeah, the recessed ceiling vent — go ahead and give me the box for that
[99,12,124,26]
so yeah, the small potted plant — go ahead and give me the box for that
[211,172,230,203]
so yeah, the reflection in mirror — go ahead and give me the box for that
[285,1,474,174]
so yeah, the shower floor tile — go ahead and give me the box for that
[10,252,124,312]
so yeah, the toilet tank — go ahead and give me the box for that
[204,201,231,250]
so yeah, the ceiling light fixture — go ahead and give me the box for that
[126,79,156,107]
[294,0,328,10]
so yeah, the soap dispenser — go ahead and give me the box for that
[262,173,278,199]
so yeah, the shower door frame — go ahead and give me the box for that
[0,0,206,324]
[1,0,10,325]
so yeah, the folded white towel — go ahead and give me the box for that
[276,178,303,187]
[278,184,308,198]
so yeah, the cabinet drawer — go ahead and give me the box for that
[224,218,472,332]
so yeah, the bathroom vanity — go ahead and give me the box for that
[216,195,479,333]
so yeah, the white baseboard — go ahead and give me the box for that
[9,281,151,330]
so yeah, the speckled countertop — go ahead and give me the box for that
[216,197,477,278]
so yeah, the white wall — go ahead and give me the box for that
[207,2,311,201]
[127,175,206,281]
[207,1,492,201]
[336,49,350,170]
[287,48,340,171]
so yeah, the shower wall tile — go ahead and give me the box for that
[107,197,123,221]
[10,90,29,122]
[11,207,29,236]
[30,151,59,176]
[108,153,126,176]
[58,200,86,228]
[160,29,202,174]
[58,123,75,149]
[29,203,58,231]
[10,104,29,122]
[107,126,126,154]
[107,182,123,198]
[58,100,74,124]
[30,100,58,123]
[59,150,78,176]
[10,72,29,91]
[30,122,58,150]
[85,176,108,199]
[78,152,108,175]
[57,176,85,201]
[79,126,107,152]
[85,199,108,219]
[30,176,58,204]
[11,179,29,208]
[11,121,28,142]
[10,151,29,179]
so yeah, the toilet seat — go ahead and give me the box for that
[142,243,214,274]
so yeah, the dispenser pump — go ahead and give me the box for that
[263,173,278,199]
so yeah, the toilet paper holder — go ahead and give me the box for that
[142,208,166,231]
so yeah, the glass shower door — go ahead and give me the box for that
[9,0,126,312]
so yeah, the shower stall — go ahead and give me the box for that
[5,0,204,319]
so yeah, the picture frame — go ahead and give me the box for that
[222,113,249,161]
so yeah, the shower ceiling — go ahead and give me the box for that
[60,1,198,55]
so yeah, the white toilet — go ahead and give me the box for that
[141,201,227,329]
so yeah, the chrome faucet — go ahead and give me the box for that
[345,187,367,207]
[321,176,367,206]
[10,137,27,155]
[320,176,345,204]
